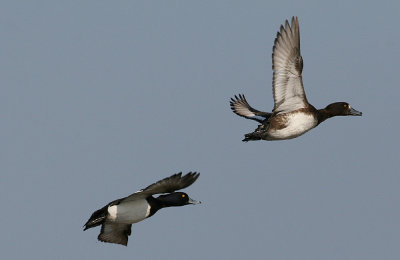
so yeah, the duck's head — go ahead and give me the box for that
[325,102,362,116]
[157,192,201,207]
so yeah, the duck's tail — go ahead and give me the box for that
[242,131,263,142]
[84,205,108,231]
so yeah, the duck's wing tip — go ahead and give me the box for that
[272,17,308,113]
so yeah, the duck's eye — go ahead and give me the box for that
[344,104,348,108]
[181,194,186,198]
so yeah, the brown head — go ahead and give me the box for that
[318,102,362,123]
[325,102,362,116]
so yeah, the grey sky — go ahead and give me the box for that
[1,1,399,259]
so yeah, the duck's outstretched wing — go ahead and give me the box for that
[272,17,308,113]
[122,172,200,202]
[98,222,132,246]
[230,94,271,123]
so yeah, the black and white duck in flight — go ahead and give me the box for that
[84,172,200,246]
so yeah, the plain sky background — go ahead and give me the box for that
[1,1,399,259]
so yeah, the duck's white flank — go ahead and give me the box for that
[107,200,151,224]
[269,113,317,140]
[108,205,118,220]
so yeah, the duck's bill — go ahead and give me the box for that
[349,107,362,116]
[188,197,201,205]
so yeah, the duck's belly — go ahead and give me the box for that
[268,113,318,140]
[108,200,151,224]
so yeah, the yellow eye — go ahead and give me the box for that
[181,194,186,198]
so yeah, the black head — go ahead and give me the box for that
[156,192,200,207]
[325,102,362,116]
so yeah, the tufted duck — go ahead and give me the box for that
[230,17,362,141]
[84,172,200,246]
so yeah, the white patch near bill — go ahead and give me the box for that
[269,113,317,140]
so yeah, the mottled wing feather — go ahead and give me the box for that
[230,94,271,122]
[98,222,132,246]
[272,17,308,113]
[122,172,200,202]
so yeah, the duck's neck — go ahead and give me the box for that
[146,195,178,217]
[146,197,163,217]
[316,109,336,124]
